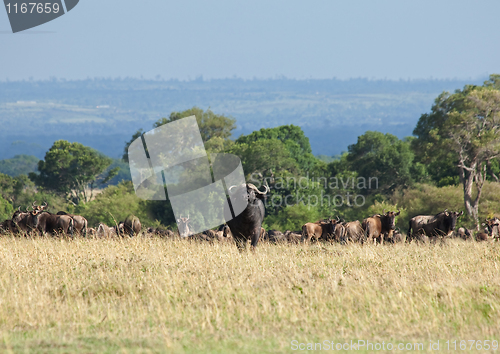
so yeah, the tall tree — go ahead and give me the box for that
[123,107,236,162]
[235,125,318,171]
[30,140,118,204]
[346,131,424,193]
[413,78,500,224]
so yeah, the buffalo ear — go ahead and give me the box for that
[458,211,464,217]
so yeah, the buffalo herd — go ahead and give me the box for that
[1,194,500,250]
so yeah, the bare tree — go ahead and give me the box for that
[445,87,500,225]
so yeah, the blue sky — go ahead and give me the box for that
[0,0,499,81]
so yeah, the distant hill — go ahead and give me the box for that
[0,77,487,159]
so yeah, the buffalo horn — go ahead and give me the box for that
[248,183,270,195]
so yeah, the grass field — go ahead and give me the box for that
[0,236,499,353]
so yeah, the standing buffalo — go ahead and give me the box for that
[362,210,400,245]
[32,211,74,236]
[407,210,463,242]
[57,211,88,237]
[301,219,338,243]
[341,220,364,244]
[11,207,37,234]
[122,214,141,237]
[225,183,269,250]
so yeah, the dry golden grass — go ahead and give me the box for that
[0,235,499,353]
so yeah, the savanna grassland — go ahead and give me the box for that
[0,236,499,353]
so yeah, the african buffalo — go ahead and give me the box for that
[225,183,269,250]
[407,210,463,242]
[0,219,18,234]
[123,214,141,237]
[341,220,364,244]
[301,219,337,243]
[362,210,400,245]
[32,211,74,236]
[57,211,88,237]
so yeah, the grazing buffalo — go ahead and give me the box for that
[225,183,269,250]
[148,227,174,238]
[475,232,490,242]
[301,219,338,243]
[455,227,472,240]
[122,214,141,237]
[284,230,302,244]
[57,211,88,237]
[407,210,463,242]
[0,219,18,234]
[362,210,400,245]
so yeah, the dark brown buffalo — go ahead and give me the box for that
[11,207,38,234]
[122,214,141,237]
[0,219,18,234]
[32,211,74,236]
[407,210,463,242]
[341,220,364,243]
[301,219,337,243]
[475,232,490,242]
[362,210,400,245]
[284,230,302,244]
[149,227,174,238]
[226,183,269,250]
[57,211,88,236]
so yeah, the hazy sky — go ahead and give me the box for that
[1,0,499,81]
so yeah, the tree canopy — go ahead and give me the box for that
[412,76,500,224]
[123,107,236,162]
[30,140,118,204]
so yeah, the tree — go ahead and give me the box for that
[235,125,318,171]
[123,107,236,162]
[346,131,424,193]
[30,140,118,204]
[413,79,500,224]
[228,139,300,177]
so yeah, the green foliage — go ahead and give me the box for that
[345,132,425,192]
[229,139,299,177]
[123,107,236,162]
[263,204,322,232]
[30,140,115,204]
[389,184,467,228]
[0,194,14,221]
[235,125,318,172]
[75,181,159,228]
[101,159,131,187]
[0,155,39,177]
